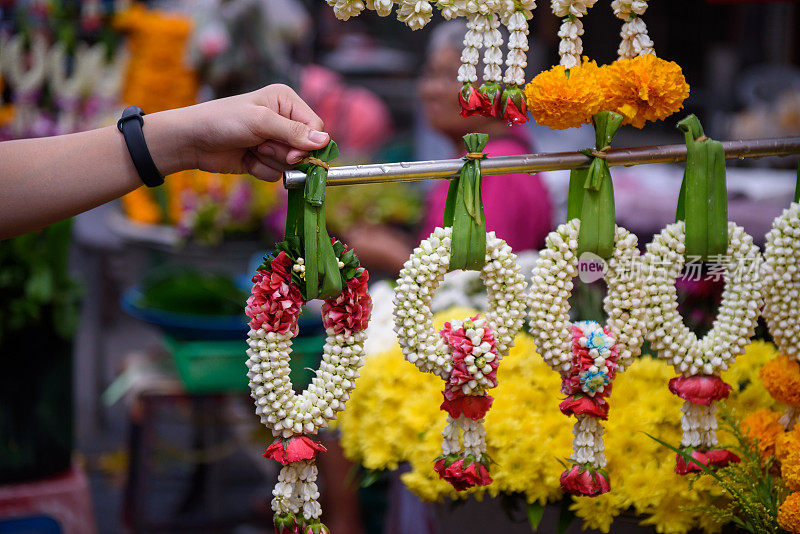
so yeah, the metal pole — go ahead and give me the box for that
[283,136,800,189]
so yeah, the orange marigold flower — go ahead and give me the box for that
[741,409,785,460]
[602,54,690,129]
[761,354,800,406]
[779,492,800,533]
[524,60,605,130]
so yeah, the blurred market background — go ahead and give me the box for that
[0,0,799,533]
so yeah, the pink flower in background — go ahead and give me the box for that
[669,375,732,405]
[560,464,610,496]
[322,270,372,334]
[246,252,304,334]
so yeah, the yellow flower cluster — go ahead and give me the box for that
[760,354,800,407]
[524,55,689,130]
[337,309,779,534]
[779,492,800,533]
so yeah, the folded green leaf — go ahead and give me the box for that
[527,502,545,531]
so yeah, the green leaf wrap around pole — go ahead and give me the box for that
[675,115,728,261]
[290,140,342,301]
[574,111,623,260]
[443,133,488,271]
[795,157,800,204]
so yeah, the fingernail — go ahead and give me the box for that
[259,145,275,157]
[308,130,329,144]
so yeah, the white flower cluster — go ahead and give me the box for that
[393,226,527,379]
[642,222,764,376]
[528,220,646,374]
[442,415,488,457]
[482,14,504,83]
[571,414,606,467]
[680,401,718,448]
[437,0,467,20]
[398,0,435,30]
[367,0,396,16]
[551,0,597,68]
[327,0,366,21]
[502,8,533,86]
[246,328,366,438]
[271,461,322,520]
[780,406,800,430]
[763,202,800,361]
[458,13,486,83]
[611,0,654,59]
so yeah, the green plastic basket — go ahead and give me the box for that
[164,334,326,393]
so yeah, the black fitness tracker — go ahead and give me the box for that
[117,106,165,188]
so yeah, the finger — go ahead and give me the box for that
[257,140,304,165]
[242,151,282,182]
[251,108,330,152]
[262,84,325,131]
[251,149,290,172]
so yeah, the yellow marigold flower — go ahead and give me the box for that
[524,61,605,130]
[779,492,800,533]
[741,409,784,460]
[602,54,690,129]
[783,454,800,492]
[775,427,800,463]
[760,354,800,406]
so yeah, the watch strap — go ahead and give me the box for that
[117,106,165,188]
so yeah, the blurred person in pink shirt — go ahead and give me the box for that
[349,21,552,273]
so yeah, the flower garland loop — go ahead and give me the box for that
[246,243,372,534]
[527,219,646,496]
[763,202,800,361]
[642,220,763,473]
[393,226,527,490]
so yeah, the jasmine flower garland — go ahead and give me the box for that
[393,226,527,490]
[245,243,372,534]
[642,221,764,474]
[397,0,435,29]
[527,220,646,496]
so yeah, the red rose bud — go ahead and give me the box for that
[274,513,299,534]
[440,392,494,420]
[501,86,528,125]
[264,436,327,465]
[559,464,610,497]
[459,83,487,117]
[559,395,609,420]
[707,448,740,468]
[437,456,492,491]
[668,375,732,406]
[478,81,503,118]
[303,522,331,534]
[674,449,710,475]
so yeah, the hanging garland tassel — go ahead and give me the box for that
[611,0,654,59]
[500,1,535,125]
[552,0,598,69]
[246,141,373,534]
[459,11,488,117]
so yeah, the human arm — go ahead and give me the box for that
[0,84,329,239]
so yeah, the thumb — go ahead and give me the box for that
[255,108,330,151]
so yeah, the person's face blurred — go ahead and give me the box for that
[418,46,492,141]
